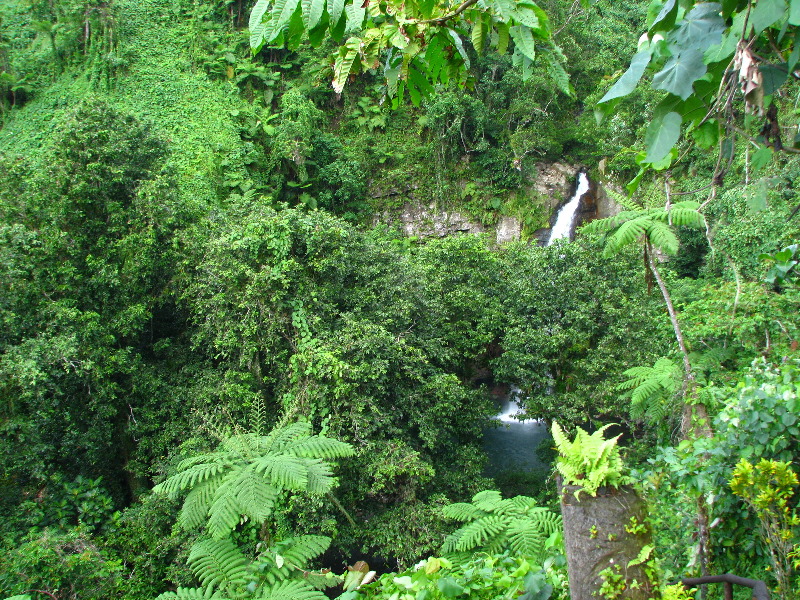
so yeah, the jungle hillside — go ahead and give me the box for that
[0,0,799,599]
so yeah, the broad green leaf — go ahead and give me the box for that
[791,0,800,24]
[492,0,516,22]
[512,2,550,36]
[332,37,361,93]
[267,0,301,42]
[691,120,719,149]
[496,22,510,54]
[471,18,486,54]
[425,34,445,81]
[650,0,677,31]
[652,47,706,99]
[249,0,272,49]
[328,0,344,28]
[644,111,682,164]
[751,0,787,33]
[447,29,470,69]
[671,3,725,52]
[344,3,366,33]
[789,30,800,71]
[510,25,536,61]
[544,51,572,96]
[751,146,773,173]
[437,577,466,598]
[599,51,651,104]
[744,179,768,212]
[760,64,788,95]
[301,0,325,29]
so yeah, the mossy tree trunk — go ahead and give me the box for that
[559,482,659,600]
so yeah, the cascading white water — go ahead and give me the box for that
[496,387,530,423]
[547,172,590,245]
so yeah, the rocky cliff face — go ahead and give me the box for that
[372,162,618,244]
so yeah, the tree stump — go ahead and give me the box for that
[559,481,659,600]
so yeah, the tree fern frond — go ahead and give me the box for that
[180,477,217,530]
[262,422,312,453]
[471,489,503,511]
[188,539,249,589]
[285,435,355,459]
[645,220,679,255]
[254,454,309,490]
[506,519,547,557]
[155,585,221,599]
[233,468,279,524]
[442,502,485,521]
[274,534,331,568]
[254,579,328,600]
[154,462,230,498]
[302,458,336,495]
[207,488,245,539]
[603,216,649,256]
[453,515,507,552]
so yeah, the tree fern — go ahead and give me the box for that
[152,423,353,600]
[618,357,680,424]
[441,490,561,561]
[153,422,353,539]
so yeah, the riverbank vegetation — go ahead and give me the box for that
[0,0,798,599]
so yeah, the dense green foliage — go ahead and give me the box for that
[0,0,799,599]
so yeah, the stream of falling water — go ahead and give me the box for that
[547,172,590,245]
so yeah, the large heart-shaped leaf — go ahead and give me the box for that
[672,3,725,52]
[644,111,682,164]
[751,0,787,33]
[652,47,706,99]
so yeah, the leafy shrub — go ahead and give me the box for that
[0,527,124,600]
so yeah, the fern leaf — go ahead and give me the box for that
[155,585,220,599]
[285,435,354,459]
[233,468,279,524]
[302,458,335,495]
[154,462,228,498]
[277,535,331,568]
[255,580,328,600]
[454,515,506,552]
[188,539,248,589]
[207,486,245,540]
[645,220,679,255]
[471,489,503,511]
[254,454,309,491]
[442,502,484,521]
[506,518,546,557]
[604,216,648,256]
[180,477,217,530]
[262,422,312,453]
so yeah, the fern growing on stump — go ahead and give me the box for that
[153,421,354,600]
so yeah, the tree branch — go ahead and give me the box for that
[420,0,479,24]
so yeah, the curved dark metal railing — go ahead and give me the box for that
[681,574,769,600]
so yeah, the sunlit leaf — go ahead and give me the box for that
[751,0,787,33]
[652,47,706,99]
[599,51,651,103]
[644,111,682,164]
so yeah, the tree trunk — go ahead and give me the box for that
[559,480,659,600]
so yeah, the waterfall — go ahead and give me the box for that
[496,387,531,423]
[547,172,590,245]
